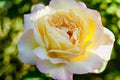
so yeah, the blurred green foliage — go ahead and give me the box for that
[0,0,120,80]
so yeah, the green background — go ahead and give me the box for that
[0,0,120,80]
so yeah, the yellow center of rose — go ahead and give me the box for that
[44,10,91,61]
[48,10,84,46]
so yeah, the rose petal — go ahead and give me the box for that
[102,28,115,45]
[90,27,115,60]
[66,53,104,74]
[33,47,49,60]
[32,17,46,47]
[33,27,45,47]
[24,14,34,31]
[32,5,44,12]
[90,45,113,61]
[78,2,100,17]
[71,6,103,49]
[93,61,108,73]
[24,7,46,46]
[31,7,55,47]
[36,59,73,80]
[33,47,67,64]
[45,20,74,50]
[48,49,79,58]
[34,17,62,49]
[18,29,38,64]
[31,6,54,21]
[78,2,87,8]
[52,27,75,50]
[24,6,53,31]
[24,5,44,31]
[49,0,78,10]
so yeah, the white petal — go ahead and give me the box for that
[36,59,73,80]
[45,21,74,50]
[33,47,49,60]
[33,27,45,47]
[70,6,104,50]
[31,6,54,21]
[31,7,54,47]
[90,28,115,60]
[33,47,67,64]
[24,6,53,31]
[93,61,108,73]
[48,49,79,58]
[66,53,104,74]
[90,45,113,61]
[18,29,38,64]
[102,27,115,45]
[24,5,45,31]
[24,14,35,31]
[32,5,44,12]
[78,2,87,8]
[49,0,78,10]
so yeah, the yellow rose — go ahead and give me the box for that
[18,0,115,80]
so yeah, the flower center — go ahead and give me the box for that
[46,10,91,61]
[47,10,83,45]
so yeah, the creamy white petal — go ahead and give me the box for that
[49,0,78,10]
[71,6,103,49]
[24,5,44,31]
[33,27,45,47]
[18,29,38,64]
[102,27,115,45]
[31,7,55,47]
[32,5,44,12]
[92,61,108,73]
[90,45,113,61]
[33,47,67,64]
[24,14,34,31]
[33,47,49,60]
[48,49,79,58]
[45,20,74,50]
[66,53,104,74]
[90,28,115,60]
[31,6,54,21]
[36,59,73,80]
[78,2,87,8]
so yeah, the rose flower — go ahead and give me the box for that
[18,0,115,80]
